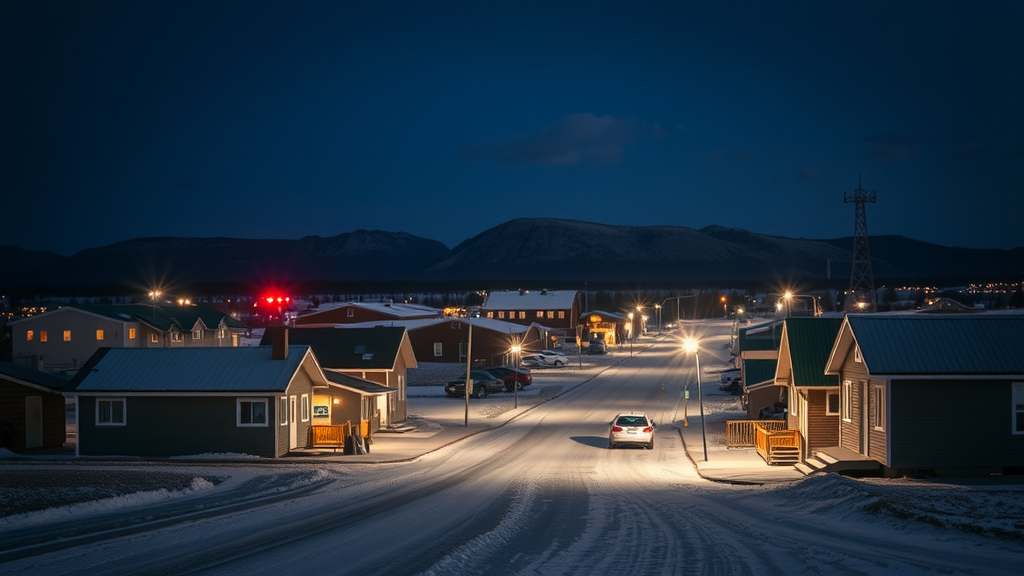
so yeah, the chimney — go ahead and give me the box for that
[272,327,289,360]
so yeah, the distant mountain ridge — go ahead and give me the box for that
[2,219,1022,289]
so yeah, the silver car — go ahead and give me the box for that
[608,412,655,449]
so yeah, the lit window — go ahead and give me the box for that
[498,311,505,319]
[433,342,443,357]
[558,311,565,319]
[486,312,494,318]
[63,330,71,342]
[237,399,268,427]
[96,398,126,426]
[536,311,544,318]
[518,311,526,319]
[171,332,182,342]
[96,329,104,341]
[547,311,554,319]
[129,328,136,339]
[26,330,34,341]
[40,331,48,342]
[150,333,159,343]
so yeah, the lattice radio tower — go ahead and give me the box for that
[844,177,877,312]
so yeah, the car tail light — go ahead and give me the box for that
[643,426,653,433]
[611,426,623,432]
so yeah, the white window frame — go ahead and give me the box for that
[347,308,354,317]
[301,394,310,422]
[826,391,840,416]
[192,329,203,340]
[1012,382,1024,435]
[150,333,159,343]
[171,331,182,342]
[96,398,127,426]
[854,346,862,363]
[237,398,268,427]
[433,342,443,357]
[279,396,289,425]
[789,386,798,417]
[842,379,852,422]
[872,383,885,430]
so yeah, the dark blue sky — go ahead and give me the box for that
[3,0,1022,255]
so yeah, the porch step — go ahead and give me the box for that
[769,446,800,465]
[798,449,881,475]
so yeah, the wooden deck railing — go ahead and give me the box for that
[725,420,787,447]
[311,423,351,449]
[754,423,801,465]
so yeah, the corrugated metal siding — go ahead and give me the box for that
[890,379,1024,468]
[848,315,1024,375]
[787,318,844,387]
[74,346,309,392]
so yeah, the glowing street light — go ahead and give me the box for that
[148,290,162,321]
[628,313,634,357]
[683,338,708,461]
[510,342,522,409]
[655,304,661,334]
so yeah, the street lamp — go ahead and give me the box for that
[148,290,161,321]
[655,304,661,334]
[510,343,522,409]
[627,313,634,357]
[683,338,708,461]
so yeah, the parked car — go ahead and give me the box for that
[587,339,608,354]
[719,369,741,390]
[522,353,566,368]
[608,412,655,449]
[445,370,506,398]
[541,349,567,357]
[479,366,533,391]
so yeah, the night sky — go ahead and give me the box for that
[3,0,1022,256]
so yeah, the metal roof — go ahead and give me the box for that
[324,371,397,395]
[57,303,247,331]
[483,290,578,310]
[261,326,411,370]
[782,317,843,387]
[743,359,778,389]
[71,345,314,393]
[0,362,74,392]
[738,320,784,352]
[844,315,1024,375]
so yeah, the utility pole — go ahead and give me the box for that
[844,177,878,312]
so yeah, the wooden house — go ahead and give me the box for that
[261,326,416,429]
[294,301,440,326]
[775,317,844,459]
[737,320,785,419]
[10,303,247,374]
[69,332,384,458]
[0,362,72,452]
[579,310,626,347]
[482,290,580,333]
[823,314,1024,476]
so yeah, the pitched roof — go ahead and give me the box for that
[299,301,441,321]
[779,317,844,387]
[738,320,784,352]
[260,326,416,370]
[70,345,318,393]
[324,371,397,395]
[483,290,577,310]
[332,316,529,335]
[36,303,248,332]
[0,362,74,392]
[743,359,778,390]
[827,314,1024,376]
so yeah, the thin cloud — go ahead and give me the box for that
[459,114,639,166]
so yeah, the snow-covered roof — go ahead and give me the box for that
[327,316,528,334]
[482,290,577,311]
[304,301,441,319]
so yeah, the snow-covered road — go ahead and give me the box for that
[2,325,1023,575]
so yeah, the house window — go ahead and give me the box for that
[486,312,493,318]
[96,398,126,426]
[193,329,202,340]
[96,329,104,341]
[558,311,565,319]
[150,333,159,343]
[842,380,852,421]
[547,311,554,319]
[26,330,34,341]
[498,311,505,319]
[218,327,225,339]
[347,308,354,317]
[63,330,72,342]
[826,392,840,415]
[854,346,862,363]
[301,394,310,422]
[536,311,544,318]
[279,397,289,425]
[40,331,48,342]
[433,342,443,357]
[171,332,182,342]
[789,387,799,417]
[872,384,885,430]
[1014,383,1024,434]
[129,328,136,339]
[518,311,526,319]
[237,399,268,427]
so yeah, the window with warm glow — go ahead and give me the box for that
[536,311,544,318]
[558,311,565,319]
[518,311,525,319]
[63,330,71,342]
[96,330,104,341]
[498,311,505,319]
[40,331,48,342]
[129,328,136,339]
[26,330,34,341]
[547,311,554,319]
[486,312,494,318]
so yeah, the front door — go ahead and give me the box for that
[289,396,298,449]
[25,396,43,449]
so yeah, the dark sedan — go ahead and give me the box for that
[445,370,507,398]
[479,366,533,391]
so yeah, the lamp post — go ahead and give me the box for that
[655,304,661,334]
[683,338,708,461]
[148,290,161,321]
[627,313,634,357]
[510,343,522,409]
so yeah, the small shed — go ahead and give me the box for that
[0,362,72,452]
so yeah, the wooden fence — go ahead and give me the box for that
[725,420,787,447]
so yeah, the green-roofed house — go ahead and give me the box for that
[736,320,785,419]
[10,303,248,375]
[0,362,74,452]
[261,326,416,430]
[774,317,846,464]
[824,314,1024,476]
